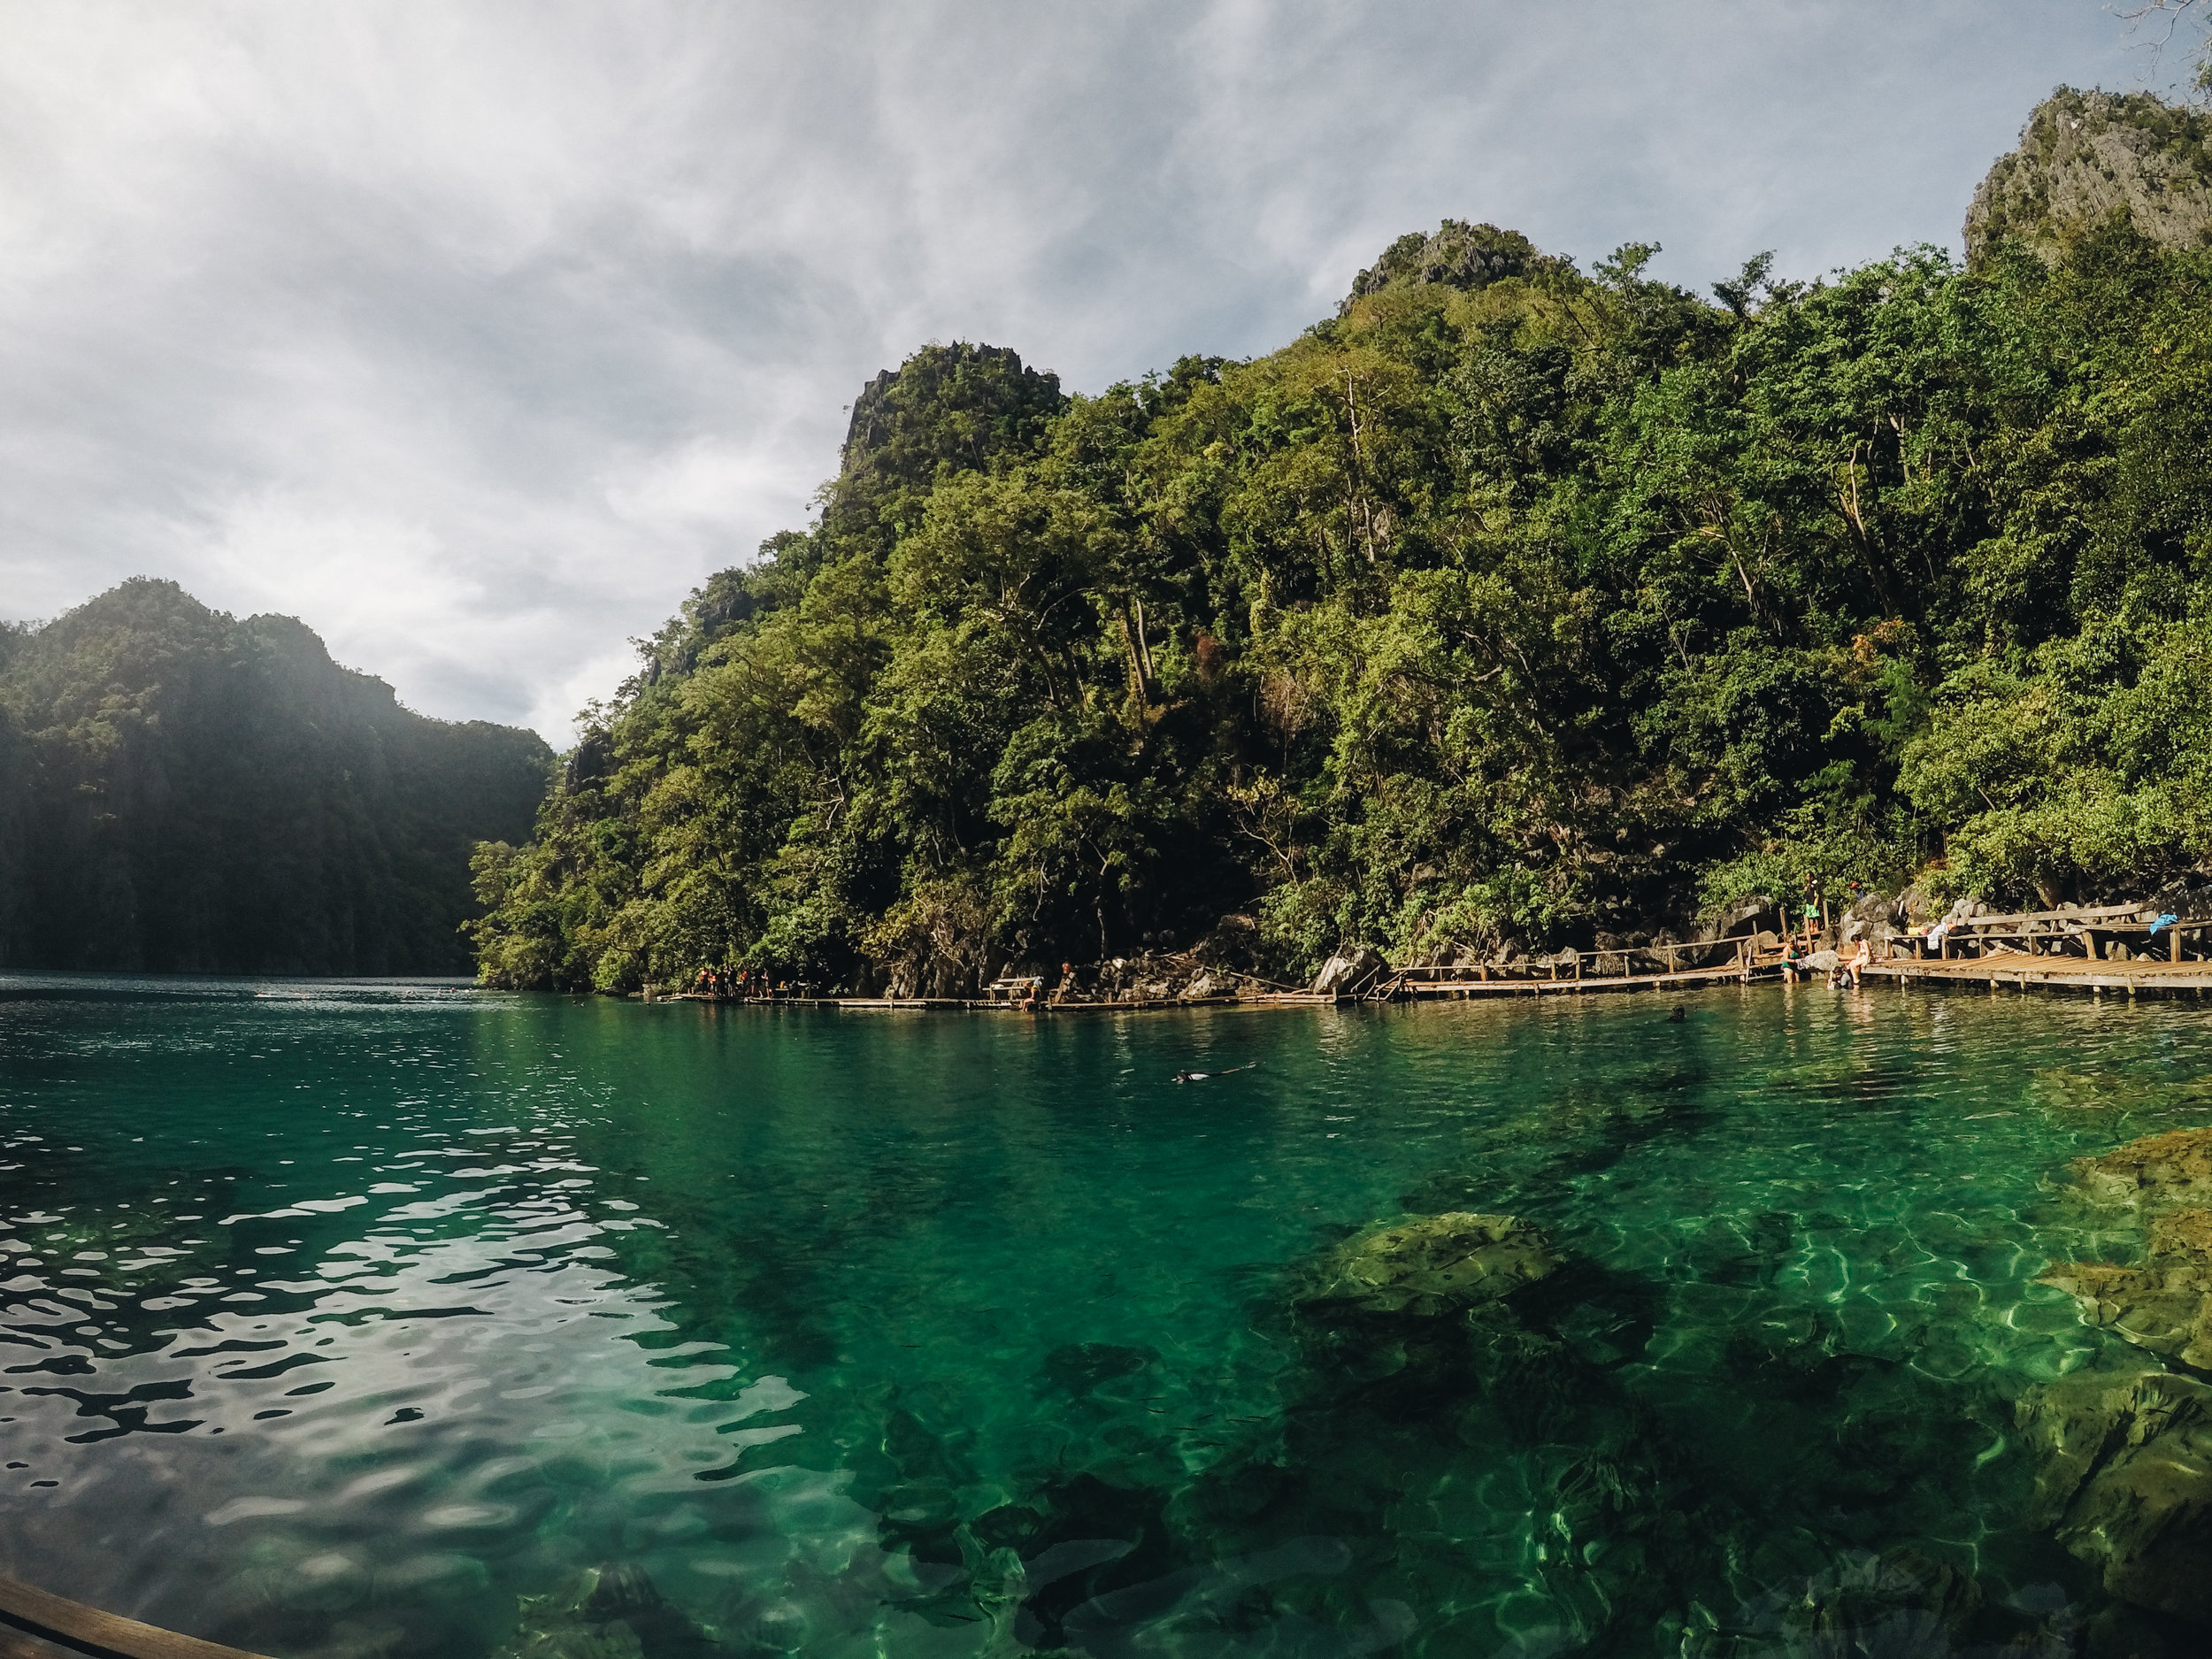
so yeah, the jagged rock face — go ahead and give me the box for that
[2018,1364,2212,1624]
[1965,87,2212,262]
[1295,1211,1558,1317]
[1338,220,1560,315]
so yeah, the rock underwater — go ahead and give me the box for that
[2022,1125,2212,1627]
[2041,1207,2212,1371]
[1294,1211,1557,1317]
[494,1563,726,1659]
[2063,1126,2212,1209]
[2017,1364,2212,1626]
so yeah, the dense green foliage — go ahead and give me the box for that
[0,580,552,974]
[472,222,2212,995]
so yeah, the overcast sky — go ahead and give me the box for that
[0,1,2185,742]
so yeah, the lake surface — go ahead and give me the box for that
[0,973,2204,1657]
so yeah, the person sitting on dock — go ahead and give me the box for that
[1842,936,1871,988]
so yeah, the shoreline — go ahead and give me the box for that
[653,949,2212,1011]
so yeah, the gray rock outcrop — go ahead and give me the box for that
[1310,945,1385,996]
[1966,87,2212,263]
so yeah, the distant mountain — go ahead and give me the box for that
[1966,87,2212,262]
[0,580,551,975]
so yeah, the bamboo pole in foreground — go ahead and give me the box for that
[0,1576,268,1659]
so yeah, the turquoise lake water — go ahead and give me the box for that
[0,973,2206,1657]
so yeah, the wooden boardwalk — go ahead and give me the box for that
[680,938,2212,1012]
[1865,948,2212,998]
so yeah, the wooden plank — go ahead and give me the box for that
[0,1576,269,1659]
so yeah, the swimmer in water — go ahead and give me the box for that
[1174,1064,1255,1083]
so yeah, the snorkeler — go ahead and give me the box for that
[1173,1064,1256,1083]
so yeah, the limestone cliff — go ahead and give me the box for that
[1337,220,1569,315]
[1966,87,2212,262]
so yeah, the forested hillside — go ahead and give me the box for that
[472,96,2212,998]
[0,580,551,974]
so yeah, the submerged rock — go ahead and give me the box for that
[2066,1128,2212,1210]
[2042,1208,2212,1371]
[495,1563,726,1659]
[2038,1073,2212,1118]
[1724,1547,1985,1656]
[2017,1365,2212,1625]
[1296,1212,1557,1317]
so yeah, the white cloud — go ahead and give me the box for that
[0,0,2154,741]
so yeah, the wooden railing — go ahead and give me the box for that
[1919,904,2206,964]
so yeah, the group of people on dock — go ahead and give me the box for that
[691,966,798,1000]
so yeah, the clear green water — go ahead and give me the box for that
[0,973,2206,1656]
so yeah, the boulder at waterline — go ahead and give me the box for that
[1295,1212,1557,1317]
[2041,1207,2212,1370]
[1309,945,1386,996]
[2017,1365,2212,1625]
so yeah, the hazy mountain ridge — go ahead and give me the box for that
[0,579,552,975]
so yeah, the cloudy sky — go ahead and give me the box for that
[0,1,2184,742]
